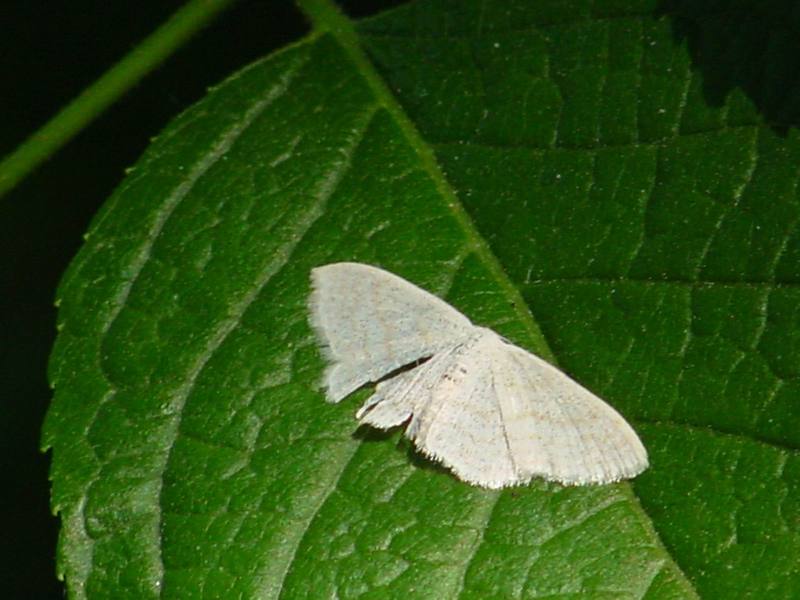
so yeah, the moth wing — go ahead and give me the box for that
[493,342,648,485]
[355,366,422,429]
[406,332,519,489]
[309,263,473,402]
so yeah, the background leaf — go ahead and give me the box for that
[39,0,800,598]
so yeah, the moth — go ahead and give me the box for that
[308,262,648,488]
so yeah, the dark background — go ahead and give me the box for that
[0,1,400,595]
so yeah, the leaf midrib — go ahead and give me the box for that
[296,1,703,597]
[297,0,554,362]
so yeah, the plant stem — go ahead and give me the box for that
[0,0,236,199]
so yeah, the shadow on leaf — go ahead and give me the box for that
[658,0,800,132]
[352,422,454,479]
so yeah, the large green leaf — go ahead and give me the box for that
[44,0,800,597]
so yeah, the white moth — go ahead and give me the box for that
[308,262,648,488]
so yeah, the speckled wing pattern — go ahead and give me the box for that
[308,262,648,488]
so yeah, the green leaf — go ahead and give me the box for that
[43,0,800,598]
